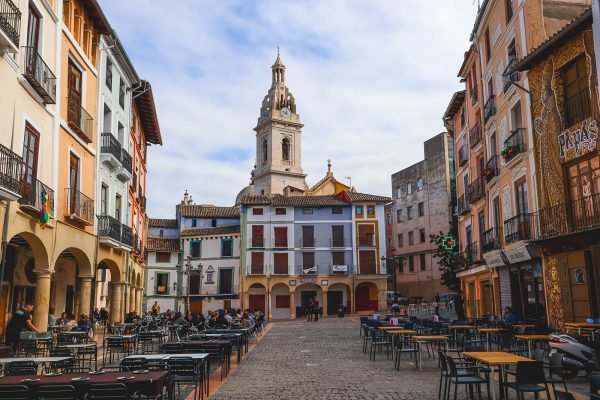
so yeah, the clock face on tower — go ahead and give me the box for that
[280,107,291,119]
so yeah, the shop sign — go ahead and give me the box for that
[483,251,507,268]
[558,118,598,162]
[301,278,317,283]
[503,245,532,264]
[289,280,296,286]
[332,265,348,272]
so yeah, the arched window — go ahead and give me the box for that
[282,138,290,161]
[262,139,268,162]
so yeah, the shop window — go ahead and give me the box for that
[563,57,591,127]
[155,273,169,294]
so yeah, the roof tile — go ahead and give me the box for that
[179,205,240,218]
[181,225,241,237]
[146,237,180,252]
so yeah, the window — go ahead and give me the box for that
[356,206,363,216]
[417,178,424,191]
[275,295,290,308]
[100,184,108,215]
[484,28,491,62]
[189,273,200,295]
[408,231,414,245]
[506,0,513,23]
[275,208,286,215]
[387,215,392,225]
[156,252,171,263]
[302,252,315,268]
[420,254,426,271]
[191,219,197,227]
[332,251,344,266]
[251,252,264,274]
[420,228,426,243]
[115,194,122,222]
[408,255,415,272]
[567,156,600,216]
[302,207,313,215]
[367,206,375,216]
[262,139,268,162]
[358,224,375,246]
[397,234,403,248]
[396,187,401,198]
[282,138,290,161]
[26,4,41,50]
[252,208,263,215]
[190,241,201,258]
[332,206,343,214]
[218,268,233,293]
[563,57,591,127]
[251,225,264,247]
[105,57,113,89]
[418,202,424,217]
[119,77,125,108]
[211,219,217,227]
[221,238,233,257]
[407,182,413,195]
[67,60,83,124]
[396,209,402,223]
[332,225,344,247]
[302,225,314,247]
[22,124,40,187]
[274,227,288,248]
[407,206,413,220]
[205,270,214,284]
[159,229,164,238]
[273,253,288,274]
[155,273,169,295]
[515,177,528,215]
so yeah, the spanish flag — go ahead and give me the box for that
[39,187,50,229]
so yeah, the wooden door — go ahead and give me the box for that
[69,153,79,214]
[68,61,82,123]
[21,124,39,201]
[359,250,376,274]
[218,269,233,294]
[249,294,265,313]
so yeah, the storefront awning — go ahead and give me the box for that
[456,265,488,278]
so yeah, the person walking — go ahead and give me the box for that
[313,296,320,322]
[6,303,40,353]
[306,298,314,322]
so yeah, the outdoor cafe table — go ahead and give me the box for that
[564,322,600,335]
[0,356,72,373]
[192,333,243,360]
[463,351,532,400]
[477,328,505,350]
[413,335,448,369]
[448,325,476,343]
[0,370,167,398]
[515,334,550,358]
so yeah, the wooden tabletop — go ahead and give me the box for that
[564,323,600,327]
[384,330,417,335]
[463,351,532,365]
[448,325,476,330]
[477,328,505,333]
[515,335,550,341]
[378,326,407,330]
[513,324,535,328]
[413,335,448,341]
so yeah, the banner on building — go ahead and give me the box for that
[332,265,348,272]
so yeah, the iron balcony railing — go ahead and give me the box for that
[100,132,121,161]
[120,148,132,173]
[484,156,499,182]
[484,95,496,122]
[465,241,480,265]
[97,215,121,242]
[0,0,21,47]
[67,90,94,143]
[0,143,22,195]
[469,121,482,148]
[251,235,264,248]
[122,225,133,247]
[471,84,479,105]
[457,193,471,215]
[533,193,600,240]
[458,143,469,166]
[65,188,94,225]
[469,177,485,203]
[502,128,525,162]
[565,89,591,128]
[140,195,146,211]
[502,59,520,92]
[22,46,56,104]
[504,213,533,244]
[297,265,318,275]
[482,227,503,253]
[18,174,53,216]
[249,264,265,275]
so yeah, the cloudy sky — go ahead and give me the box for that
[99,0,478,218]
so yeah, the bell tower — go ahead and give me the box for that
[252,50,306,195]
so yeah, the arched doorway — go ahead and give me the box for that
[327,283,351,315]
[355,282,378,312]
[294,283,323,318]
[248,283,266,313]
[270,283,290,320]
[51,247,93,318]
[96,259,122,322]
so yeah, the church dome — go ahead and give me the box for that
[235,184,255,205]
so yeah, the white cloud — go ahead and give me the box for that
[99,0,478,217]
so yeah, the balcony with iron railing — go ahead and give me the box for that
[469,177,485,203]
[484,156,499,182]
[565,89,591,128]
[64,188,94,225]
[469,122,482,148]
[22,46,56,104]
[100,132,121,168]
[297,265,318,275]
[484,95,496,122]
[98,215,121,245]
[482,227,503,253]
[464,241,480,265]
[0,0,20,51]
[67,91,94,143]
[457,193,471,215]
[122,225,133,248]
[117,149,132,182]
[504,213,533,244]
[0,143,22,201]
[502,59,520,92]
[458,143,469,166]
[471,84,479,105]
[502,128,525,163]
[533,193,600,240]
[18,174,53,217]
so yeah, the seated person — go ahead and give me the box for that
[63,315,78,332]
[56,312,69,325]
[76,314,91,331]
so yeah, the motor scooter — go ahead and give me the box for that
[549,332,600,379]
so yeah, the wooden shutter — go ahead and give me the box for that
[302,225,314,247]
[273,253,288,274]
[251,252,264,274]
[302,252,315,268]
[274,227,287,247]
[332,226,344,247]
[252,225,264,247]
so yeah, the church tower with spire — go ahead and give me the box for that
[252,51,306,195]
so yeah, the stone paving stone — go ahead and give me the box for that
[211,318,438,400]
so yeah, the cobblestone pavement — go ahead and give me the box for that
[211,317,439,400]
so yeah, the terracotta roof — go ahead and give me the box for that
[86,0,111,35]
[181,225,241,237]
[148,218,178,228]
[515,8,592,72]
[346,192,391,202]
[240,192,390,206]
[443,90,466,122]
[146,237,180,252]
[179,205,240,219]
[135,80,162,145]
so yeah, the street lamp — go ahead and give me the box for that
[183,256,203,314]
